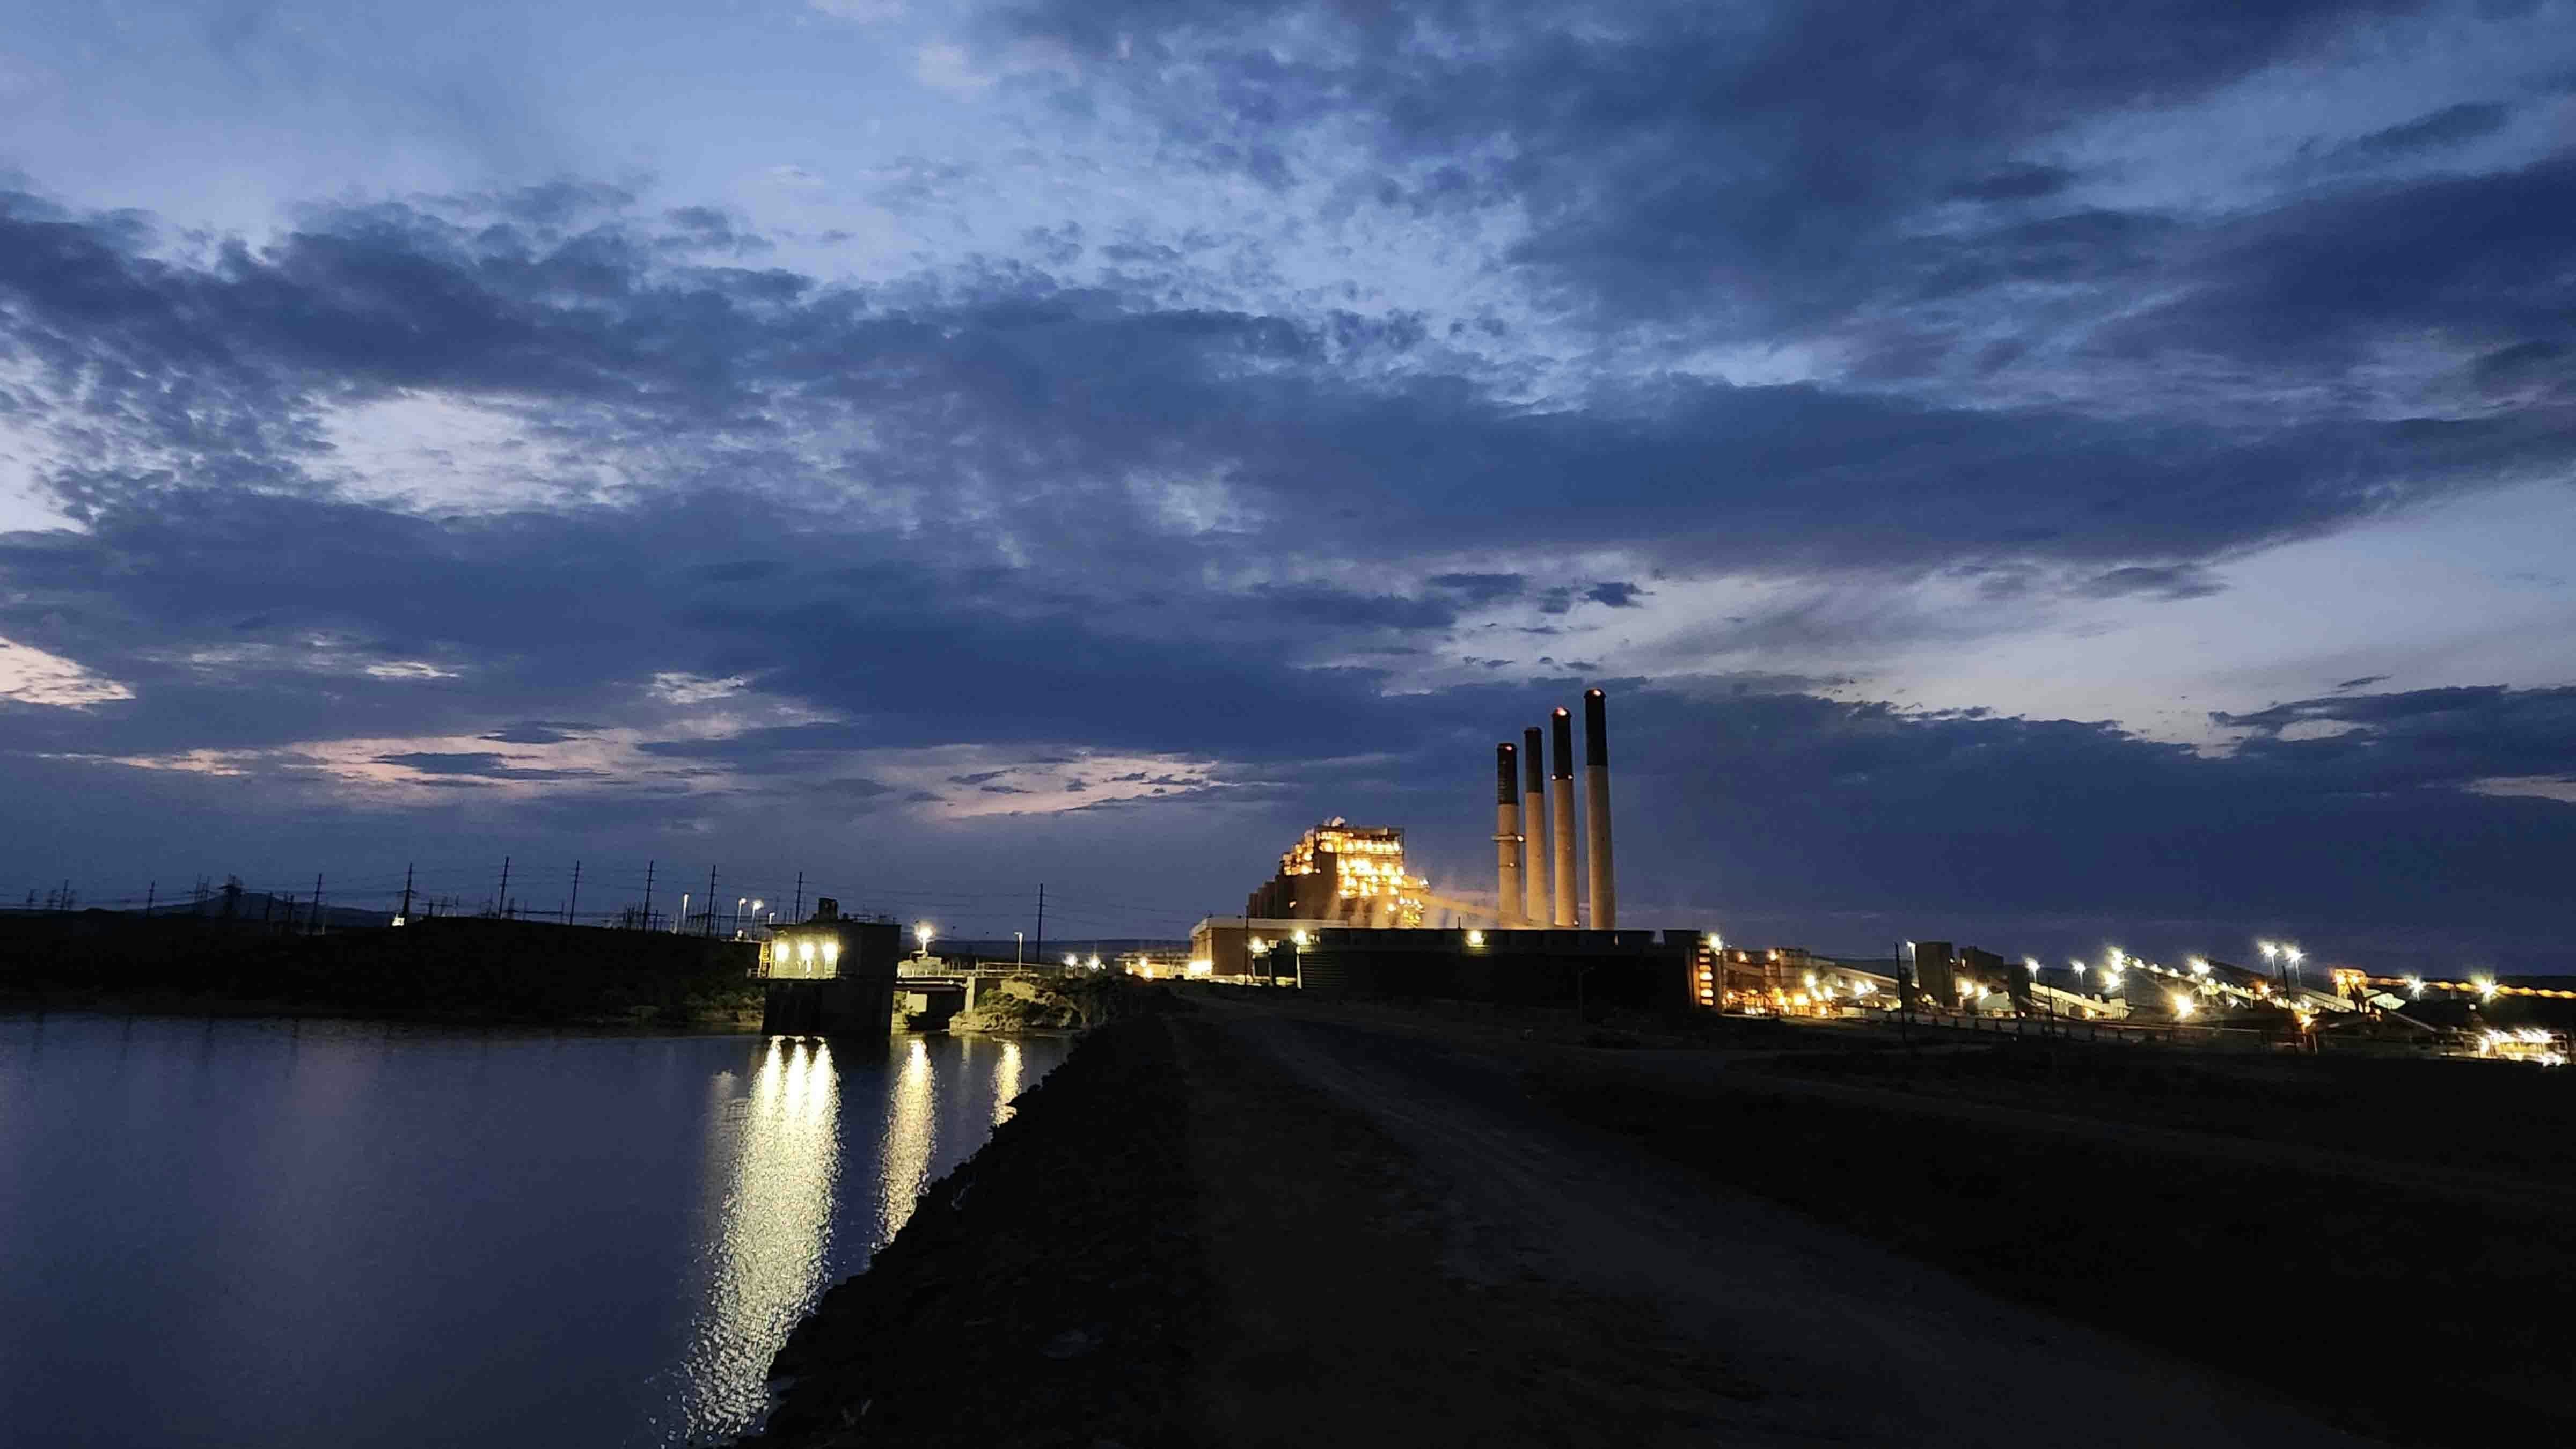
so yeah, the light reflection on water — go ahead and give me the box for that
[675,1039,843,1440]
[995,1040,1024,1126]
[0,1015,1068,1449]
[876,1037,940,1249]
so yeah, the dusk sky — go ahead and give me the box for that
[2,1,2571,968]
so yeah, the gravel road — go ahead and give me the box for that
[1213,1003,2382,1448]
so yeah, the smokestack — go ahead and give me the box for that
[1584,688,1615,930]
[1549,707,1578,927]
[1522,726,1549,926]
[1494,742,1523,927]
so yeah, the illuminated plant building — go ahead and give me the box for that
[1244,819,1427,927]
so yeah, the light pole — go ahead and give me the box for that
[735,897,748,940]
[1014,930,1024,965]
[915,921,935,961]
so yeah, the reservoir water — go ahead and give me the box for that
[0,1013,1067,1447]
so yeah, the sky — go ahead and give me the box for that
[1,0,2571,970]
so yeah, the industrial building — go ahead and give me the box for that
[1196,686,1698,1006]
[756,897,904,1035]
[1189,917,1333,979]
[1705,943,1896,1014]
[1242,819,1428,926]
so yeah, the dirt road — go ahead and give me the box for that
[1206,1002,2379,1448]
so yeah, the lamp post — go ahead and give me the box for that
[1014,930,1024,965]
[915,921,935,961]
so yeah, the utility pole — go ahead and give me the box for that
[399,863,414,924]
[310,874,324,936]
[144,882,155,918]
[496,856,511,920]
[1034,882,1044,963]
[567,861,581,927]
[641,860,655,931]
[792,871,803,924]
[704,866,717,938]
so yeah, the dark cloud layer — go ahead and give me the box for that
[1,0,2571,969]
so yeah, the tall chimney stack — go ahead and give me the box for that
[1549,707,1578,926]
[1522,726,1550,926]
[1583,688,1616,930]
[1494,742,1523,927]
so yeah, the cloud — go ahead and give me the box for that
[480,721,606,745]
[2329,100,2511,162]
[915,41,993,97]
[3,5,2573,967]
[2211,685,2576,792]
[990,0,2433,328]
[1428,572,1526,605]
[0,635,134,707]
[810,0,905,20]
[2078,565,2226,602]
[368,750,608,781]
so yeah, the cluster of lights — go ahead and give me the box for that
[1281,823,1428,925]
[2367,974,2576,1002]
[1723,979,1878,1016]
[765,933,841,978]
[2476,1028,2568,1066]
[2258,940,2306,975]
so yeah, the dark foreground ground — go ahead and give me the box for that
[744,993,2575,1447]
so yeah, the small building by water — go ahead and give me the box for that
[759,898,904,1036]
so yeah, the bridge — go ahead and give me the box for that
[891,960,1084,1026]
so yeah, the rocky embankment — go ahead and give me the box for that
[743,994,1767,1447]
[747,1012,1209,1446]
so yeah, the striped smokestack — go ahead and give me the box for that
[1522,726,1550,926]
[1583,688,1615,930]
[1549,707,1578,926]
[1494,742,1523,927]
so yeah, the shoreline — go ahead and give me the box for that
[0,993,1098,1039]
[0,989,765,1033]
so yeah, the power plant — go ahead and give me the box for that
[1188,686,1693,1010]
[1489,687,1618,930]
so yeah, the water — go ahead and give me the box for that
[0,1013,1066,1448]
